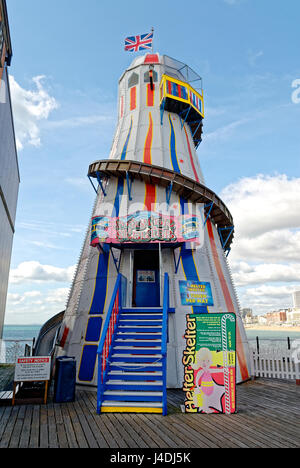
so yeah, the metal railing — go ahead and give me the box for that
[160,74,204,118]
[97,274,127,414]
[0,340,33,364]
[248,337,300,354]
[162,273,170,416]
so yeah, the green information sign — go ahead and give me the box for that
[182,313,236,414]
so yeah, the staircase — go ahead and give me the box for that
[97,274,169,415]
[100,307,165,414]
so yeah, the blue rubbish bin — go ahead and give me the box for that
[54,357,76,403]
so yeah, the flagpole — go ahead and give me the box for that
[151,27,154,53]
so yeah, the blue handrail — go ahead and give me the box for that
[97,273,126,414]
[162,273,170,416]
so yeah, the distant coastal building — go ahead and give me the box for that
[243,310,256,325]
[242,308,253,319]
[266,310,287,325]
[287,310,300,325]
[293,291,300,309]
[0,0,19,338]
[257,315,267,325]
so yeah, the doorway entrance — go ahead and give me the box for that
[132,250,160,308]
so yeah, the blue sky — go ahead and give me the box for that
[4,0,300,324]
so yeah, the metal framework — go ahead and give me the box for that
[159,74,204,147]
[88,159,235,250]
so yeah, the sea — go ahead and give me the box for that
[2,324,300,348]
[0,325,42,363]
[2,324,41,343]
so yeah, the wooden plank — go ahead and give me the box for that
[19,405,33,449]
[47,404,59,449]
[115,413,150,449]
[0,379,299,448]
[9,405,26,448]
[77,392,109,448]
[0,406,19,448]
[29,405,40,449]
[109,413,139,448]
[39,405,49,448]
[162,415,215,448]
[0,407,13,441]
[171,412,242,448]
[72,393,99,448]
[66,401,89,448]
[138,413,190,448]
[127,414,161,448]
[85,389,127,449]
[59,402,78,449]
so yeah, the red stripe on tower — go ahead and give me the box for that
[144,113,155,210]
[130,87,136,111]
[206,219,250,381]
[147,83,155,107]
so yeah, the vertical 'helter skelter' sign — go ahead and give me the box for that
[183,314,236,414]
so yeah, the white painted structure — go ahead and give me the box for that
[56,53,252,388]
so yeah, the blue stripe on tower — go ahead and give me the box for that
[169,115,181,173]
[78,168,127,381]
[121,117,133,161]
[89,251,110,314]
[179,196,208,315]
[90,163,126,317]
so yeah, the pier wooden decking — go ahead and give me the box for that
[0,379,299,448]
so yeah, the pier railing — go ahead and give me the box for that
[0,340,33,364]
[252,349,300,381]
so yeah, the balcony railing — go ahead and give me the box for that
[160,74,204,117]
[160,74,204,148]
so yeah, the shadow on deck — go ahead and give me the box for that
[0,379,299,448]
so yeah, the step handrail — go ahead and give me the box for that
[97,273,126,414]
[162,273,170,416]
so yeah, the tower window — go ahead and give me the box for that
[144,70,158,83]
[128,73,139,88]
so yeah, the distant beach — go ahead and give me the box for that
[245,325,300,333]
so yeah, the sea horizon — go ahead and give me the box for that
[2,323,300,344]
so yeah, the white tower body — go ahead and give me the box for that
[57,53,252,389]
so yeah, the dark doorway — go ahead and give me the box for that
[132,250,160,308]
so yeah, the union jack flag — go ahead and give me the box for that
[125,32,153,52]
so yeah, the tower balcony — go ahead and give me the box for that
[160,74,204,148]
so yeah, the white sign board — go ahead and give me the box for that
[14,357,51,382]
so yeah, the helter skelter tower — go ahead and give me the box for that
[56,53,252,414]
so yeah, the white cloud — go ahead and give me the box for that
[248,50,264,67]
[65,177,91,191]
[221,174,300,239]
[244,285,297,299]
[5,287,69,325]
[45,288,69,304]
[18,220,86,237]
[9,261,76,285]
[46,115,113,129]
[9,75,58,150]
[221,173,300,313]
[231,261,300,287]
[231,230,300,263]
[204,117,251,143]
